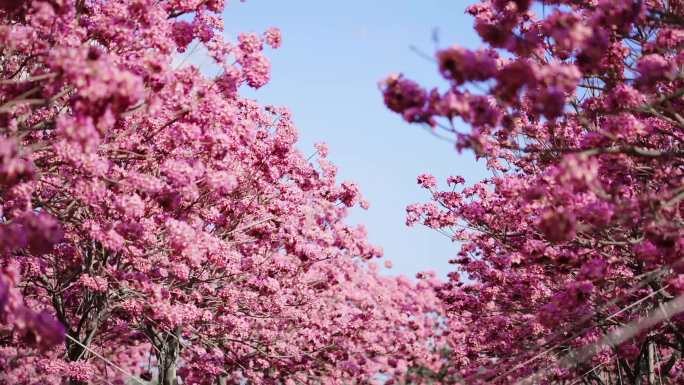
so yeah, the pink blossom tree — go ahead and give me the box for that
[0,1,447,384]
[384,0,684,384]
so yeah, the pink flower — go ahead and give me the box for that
[26,310,65,348]
[0,137,35,188]
[171,21,194,52]
[339,181,362,207]
[417,173,437,189]
[314,142,329,157]
[264,27,282,49]
[537,209,576,243]
[237,32,263,54]
[447,175,465,186]
[436,45,498,84]
[242,53,271,88]
[637,54,677,86]
[78,274,109,293]
[579,259,608,280]
[380,74,427,114]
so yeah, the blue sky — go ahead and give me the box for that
[218,1,488,277]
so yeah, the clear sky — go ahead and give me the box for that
[217,1,488,277]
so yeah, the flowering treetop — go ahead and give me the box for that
[0,1,448,384]
[384,0,684,384]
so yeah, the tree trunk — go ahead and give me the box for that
[157,327,182,385]
[647,341,656,385]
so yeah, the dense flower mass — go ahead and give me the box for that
[384,0,684,384]
[0,1,448,384]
